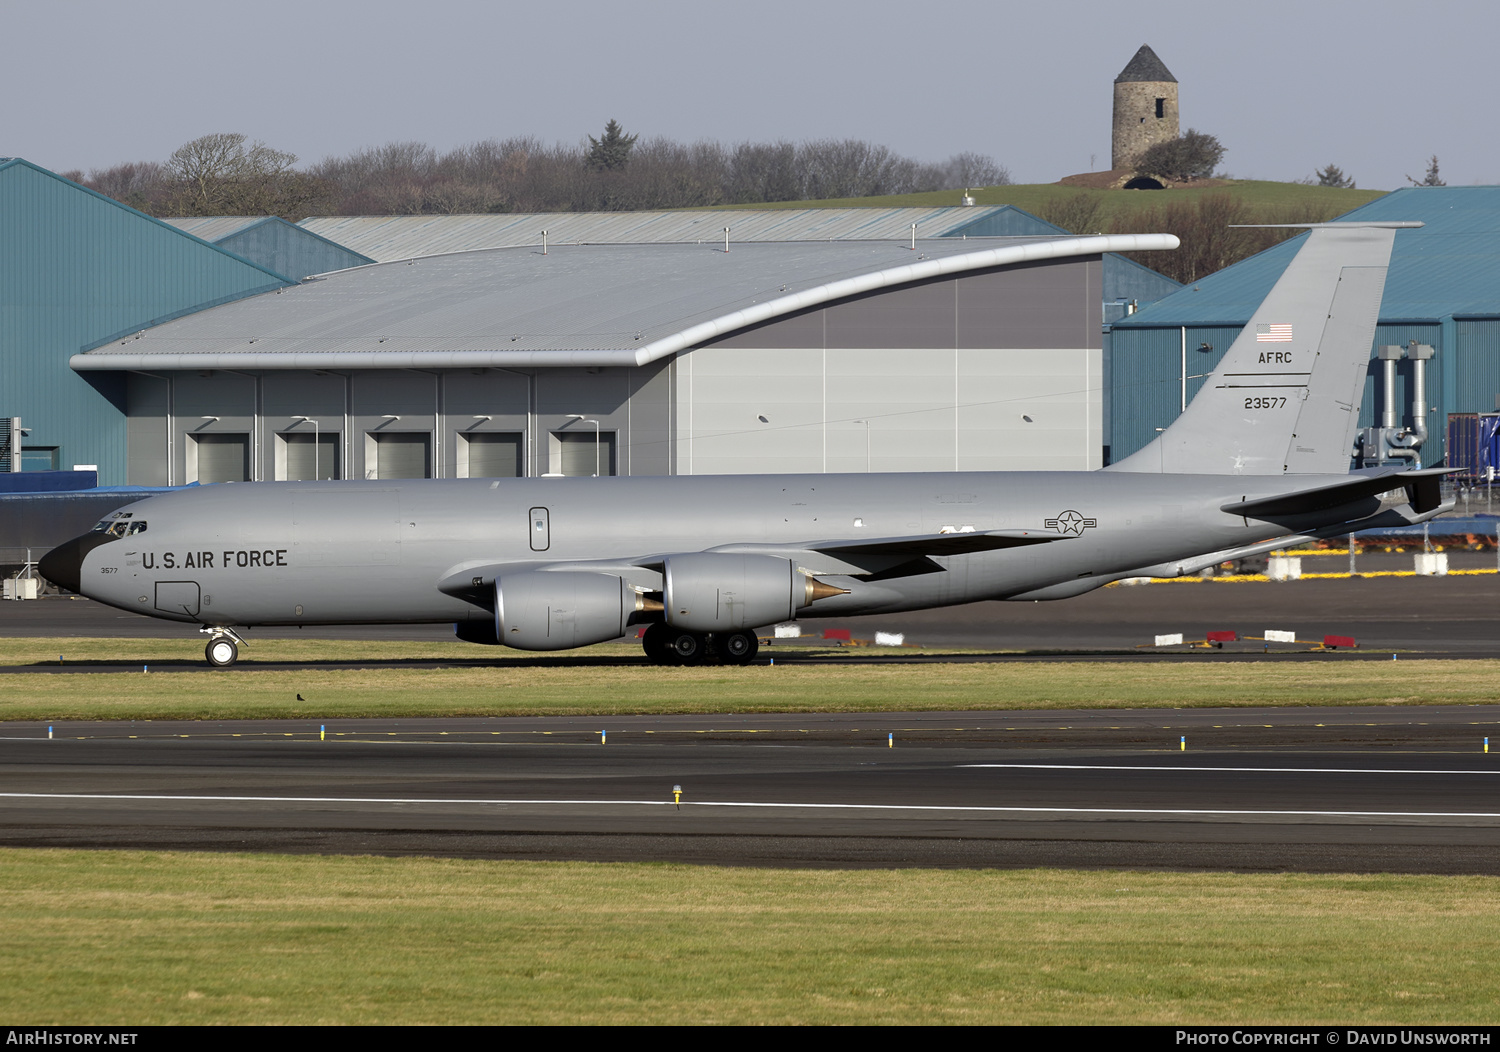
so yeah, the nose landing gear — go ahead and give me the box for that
[200,627,246,667]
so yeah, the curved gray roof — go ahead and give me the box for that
[73,233,1178,372]
[300,206,1041,262]
[1115,44,1176,84]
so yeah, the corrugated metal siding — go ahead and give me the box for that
[161,217,268,241]
[0,160,292,484]
[215,220,374,279]
[1102,253,1182,306]
[1453,319,1500,415]
[1108,326,1242,461]
[73,237,1096,360]
[299,207,1039,261]
[939,206,1064,238]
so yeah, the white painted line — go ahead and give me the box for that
[960,763,1500,776]
[1,792,1497,820]
[0,792,672,806]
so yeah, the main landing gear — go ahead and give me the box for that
[201,627,246,667]
[641,623,759,666]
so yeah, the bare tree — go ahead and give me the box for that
[82,161,171,212]
[1108,194,1345,284]
[167,133,252,212]
[81,131,1012,218]
[1037,194,1105,234]
[935,152,1011,189]
[165,133,324,217]
[725,141,799,203]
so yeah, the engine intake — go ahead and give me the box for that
[495,571,643,651]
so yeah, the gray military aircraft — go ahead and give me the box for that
[42,221,1447,667]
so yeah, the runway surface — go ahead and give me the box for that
[3,706,1499,873]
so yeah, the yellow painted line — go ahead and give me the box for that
[1119,567,1497,585]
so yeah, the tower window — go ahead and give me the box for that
[1155,98,1165,119]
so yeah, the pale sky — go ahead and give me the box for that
[9,0,1497,192]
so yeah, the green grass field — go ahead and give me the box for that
[3,851,1495,1025]
[708,179,1386,225]
[1,638,1495,721]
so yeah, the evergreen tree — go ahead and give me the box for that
[586,120,639,172]
[1315,164,1355,189]
[1406,155,1445,187]
[1134,129,1225,182]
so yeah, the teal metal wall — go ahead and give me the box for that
[0,160,292,484]
[1452,319,1500,415]
[1107,325,1241,462]
[215,218,374,280]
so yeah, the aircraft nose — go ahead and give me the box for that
[39,533,116,595]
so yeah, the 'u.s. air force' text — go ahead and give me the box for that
[141,550,287,570]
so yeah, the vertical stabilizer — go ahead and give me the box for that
[1110,222,1417,475]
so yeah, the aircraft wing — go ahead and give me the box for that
[705,529,1073,578]
[799,529,1072,557]
[438,530,1073,599]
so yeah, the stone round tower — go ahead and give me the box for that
[1112,45,1179,171]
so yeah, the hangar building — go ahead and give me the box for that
[74,233,1175,484]
[2,159,1179,487]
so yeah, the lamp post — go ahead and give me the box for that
[291,416,320,480]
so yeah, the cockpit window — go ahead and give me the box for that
[91,513,145,538]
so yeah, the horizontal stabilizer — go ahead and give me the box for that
[1221,467,1451,518]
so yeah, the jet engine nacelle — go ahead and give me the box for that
[495,571,635,650]
[662,553,834,633]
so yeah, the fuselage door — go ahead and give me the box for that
[155,580,201,617]
[529,507,550,552]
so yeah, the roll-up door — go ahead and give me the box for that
[194,434,250,483]
[372,433,431,479]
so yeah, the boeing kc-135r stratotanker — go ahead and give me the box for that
[42,222,1448,667]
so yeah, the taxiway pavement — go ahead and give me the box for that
[2,707,1498,873]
